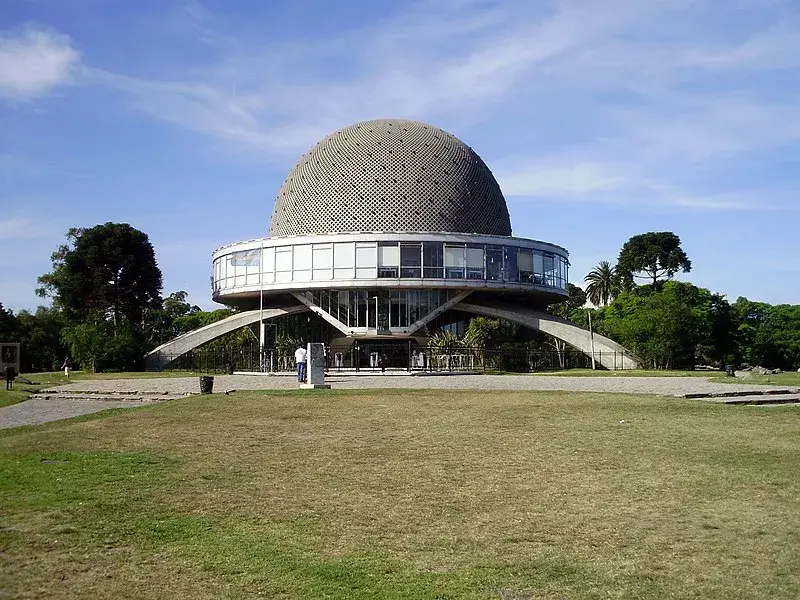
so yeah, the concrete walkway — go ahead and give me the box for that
[2,373,797,429]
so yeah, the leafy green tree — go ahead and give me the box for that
[36,223,163,371]
[617,232,691,286]
[600,281,713,369]
[163,291,200,320]
[36,223,163,328]
[0,303,17,341]
[584,261,618,306]
[731,298,800,370]
[463,316,501,349]
[15,306,68,372]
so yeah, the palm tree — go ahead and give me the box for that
[584,261,618,306]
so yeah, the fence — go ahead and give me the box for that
[147,342,635,374]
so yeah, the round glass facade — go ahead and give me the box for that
[212,233,569,302]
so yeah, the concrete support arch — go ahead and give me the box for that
[456,301,640,370]
[145,305,308,370]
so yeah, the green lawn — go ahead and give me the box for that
[1,390,798,599]
[532,368,800,386]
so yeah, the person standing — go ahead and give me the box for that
[62,357,72,379]
[294,345,307,383]
[4,364,15,390]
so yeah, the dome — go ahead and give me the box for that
[269,119,512,237]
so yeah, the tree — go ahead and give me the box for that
[36,223,163,327]
[15,306,68,372]
[36,223,163,371]
[731,298,800,370]
[584,261,618,306]
[600,281,713,369]
[617,232,691,286]
[0,303,17,341]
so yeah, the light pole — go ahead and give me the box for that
[108,273,119,337]
[259,241,264,364]
[587,309,596,370]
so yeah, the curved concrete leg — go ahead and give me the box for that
[145,305,308,370]
[456,301,640,370]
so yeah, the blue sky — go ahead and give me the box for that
[1,0,798,313]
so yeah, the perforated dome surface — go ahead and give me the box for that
[269,119,512,237]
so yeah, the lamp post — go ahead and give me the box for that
[259,241,264,364]
[587,309,596,370]
[108,272,119,338]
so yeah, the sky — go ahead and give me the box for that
[1,0,799,313]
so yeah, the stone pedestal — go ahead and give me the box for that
[300,342,330,389]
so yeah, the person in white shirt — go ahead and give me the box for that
[294,345,307,383]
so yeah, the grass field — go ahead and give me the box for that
[1,390,798,599]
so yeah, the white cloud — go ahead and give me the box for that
[496,162,629,197]
[0,217,43,239]
[82,0,677,157]
[0,24,81,101]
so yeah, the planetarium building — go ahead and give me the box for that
[148,119,637,370]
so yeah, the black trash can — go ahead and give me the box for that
[724,364,735,377]
[199,375,214,394]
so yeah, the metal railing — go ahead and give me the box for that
[146,342,636,374]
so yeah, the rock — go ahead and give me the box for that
[772,369,783,375]
[735,371,753,380]
[752,366,770,375]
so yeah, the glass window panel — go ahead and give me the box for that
[294,269,311,282]
[486,245,503,281]
[356,267,377,279]
[356,243,377,268]
[262,271,274,284]
[466,246,484,269]
[423,243,443,278]
[275,248,292,271]
[246,273,260,285]
[378,267,398,278]
[423,266,443,278]
[518,249,533,272]
[504,247,518,282]
[423,242,443,266]
[312,245,333,269]
[313,269,332,281]
[544,253,556,286]
[334,267,355,279]
[334,243,355,268]
[444,245,465,267]
[378,242,400,266]
[446,267,465,279]
[400,243,421,266]
[262,247,275,273]
[533,251,544,284]
[275,270,292,283]
[293,244,312,271]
